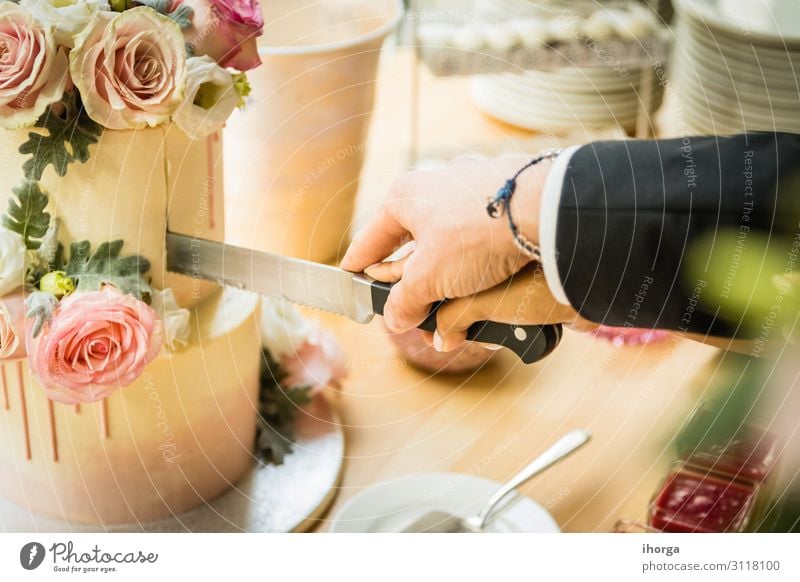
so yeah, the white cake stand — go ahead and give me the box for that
[0,397,345,533]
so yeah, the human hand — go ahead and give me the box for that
[431,264,597,352]
[366,258,596,352]
[340,155,549,332]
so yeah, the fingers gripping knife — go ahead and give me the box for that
[166,233,562,364]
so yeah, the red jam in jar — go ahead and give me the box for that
[650,470,758,533]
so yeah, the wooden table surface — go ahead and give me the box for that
[315,48,720,532]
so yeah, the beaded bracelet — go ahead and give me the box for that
[485,149,562,261]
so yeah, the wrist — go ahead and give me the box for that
[510,162,548,246]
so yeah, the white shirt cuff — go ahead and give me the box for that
[539,145,580,306]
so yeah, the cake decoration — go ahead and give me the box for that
[0,0,351,524]
[69,6,188,130]
[26,287,164,404]
[256,298,347,464]
[0,3,69,130]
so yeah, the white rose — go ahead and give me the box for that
[0,229,26,297]
[259,297,311,358]
[19,0,111,48]
[151,288,191,352]
[174,56,240,140]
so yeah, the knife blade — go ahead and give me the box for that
[165,232,562,364]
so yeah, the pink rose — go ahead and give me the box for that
[70,7,187,129]
[280,328,347,395]
[0,3,69,130]
[27,288,163,404]
[0,289,27,360]
[179,0,263,72]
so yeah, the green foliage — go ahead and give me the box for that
[256,350,313,465]
[25,291,59,339]
[18,92,102,182]
[110,0,134,11]
[135,0,194,28]
[2,181,51,250]
[168,4,193,28]
[233,73,252,109]
[63,240,152,301]
[685,229,800,335]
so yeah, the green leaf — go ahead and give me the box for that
[64,239,152,300]
[25,291,60,339]
[136,0,170,12]
[135,0,193,28]
[168,5,193,29]
[18,91,102,182]
[110,0,134,11]
[2,180,51,250]
[255,350,313,465]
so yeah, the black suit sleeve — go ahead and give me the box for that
[555,132,800,336]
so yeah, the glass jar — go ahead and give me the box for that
[676,400,781,484]
[648,464,761,533]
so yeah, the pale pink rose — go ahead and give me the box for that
[280,328,347,395]
[0,3,69,130]
[70,7,186,129]
[179,0,263,72]
[0,289,27,360]
[26,288,163,404]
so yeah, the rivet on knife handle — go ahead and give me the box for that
[368,280,562,365]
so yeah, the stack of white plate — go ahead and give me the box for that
[672,0,800,134]
[471,66,663,132]
[468,1,665,132]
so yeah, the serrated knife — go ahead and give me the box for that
[165,232,562,364]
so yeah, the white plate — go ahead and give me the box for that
[675,77,800,132]
[328,472,560,533]
[678,28,800,77]
[675,37,800,92]
[672,47,800,101]
[682,19,800,69]
[672,57,800,111]
[674,67,800,125]
[495,77,643,105]
[471,79,642,130]
[675,0,800,46]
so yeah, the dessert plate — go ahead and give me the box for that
[328,472,560,533]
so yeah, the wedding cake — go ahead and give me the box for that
[0,0,345,526]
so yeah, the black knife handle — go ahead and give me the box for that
[369,280,562,365]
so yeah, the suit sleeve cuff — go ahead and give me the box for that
[539,145,580,306]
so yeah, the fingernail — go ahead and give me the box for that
[481,343,504,351]
[364,263,382,277]
[433,331,444,352]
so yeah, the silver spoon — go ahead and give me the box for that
[402,429,591,533]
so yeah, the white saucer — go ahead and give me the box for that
[328,472,560,533]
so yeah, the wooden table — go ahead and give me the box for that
[311,48,722,532]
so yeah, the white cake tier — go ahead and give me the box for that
[0,288,261,525]
[0,125,225,308]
